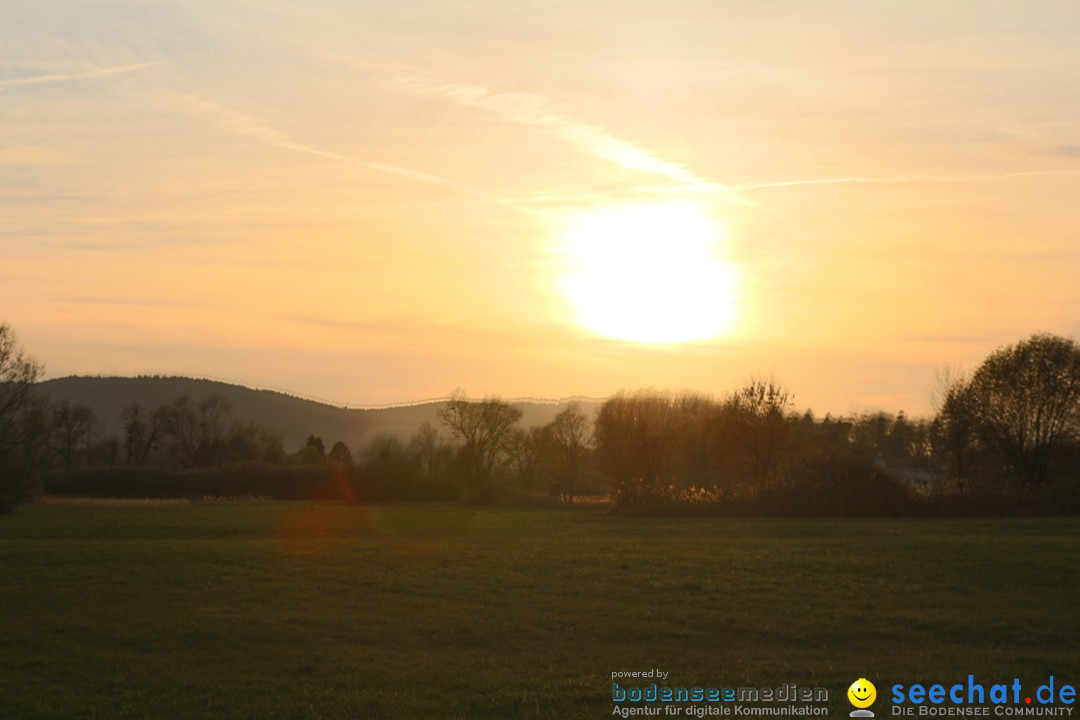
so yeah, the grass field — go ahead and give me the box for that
[1,503,1078,719]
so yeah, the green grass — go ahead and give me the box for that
[1,503,1078,719]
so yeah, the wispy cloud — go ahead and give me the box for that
[0,61,162,91]
[735,169,1080,192]
[168,93,548,219]
[369,65,1080,204]
[46,294,210,309]
[0,144,78,165]
[326,58,1080,205]
[309,56,736,199]
[387,72,733,195]
[904,333,996,345]
[283,315,413,334]
[1038,143,1080,158]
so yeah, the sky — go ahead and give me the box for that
[3,1,1079,414]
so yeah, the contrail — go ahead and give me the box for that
[349,59,1080,202]
[169,93,550,219]
[388,72,737,196]
[309,55,740,200]
[0,62,163,91]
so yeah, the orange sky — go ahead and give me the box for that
[3,2,1079,415]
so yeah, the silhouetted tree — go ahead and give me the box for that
[848,410,933,471]
[51,401,99,468]
[505,426,545,491]
[160,395,230,467]
[361,435,422,498]
[932,376,980,486]
[121,402,165,466]
[306,435,326,456]
[545,403,590,503]
[850,411,891,461]
[89,436,121,466]
[727,378,795,482]
[964,333,1080,488]
[437,392,522,491]
[328,440,353,465]
[287,434,327,465]
[0,324,48,512]
[818,414,854,450]
[408,422,448,479]
[225,422,285,463]
[593,392,682,504]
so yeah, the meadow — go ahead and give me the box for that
[1,503,1077,719]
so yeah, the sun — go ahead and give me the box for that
[558,202,739,343]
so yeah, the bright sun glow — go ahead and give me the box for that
[559,202,739,344]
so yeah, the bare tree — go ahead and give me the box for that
[160,395,231,467]
[437,392,523,488]
[504,426,543,491]
[928,365,980,485]
[546,403,590,503]
[51,401,99,468]
[0,324,48,512]
[121,402,165,466]
[408,422,440,477]
[225,422,285,463]
[593,391,682,505]
[929,364,967,415]
[965,333,1080,487]
[728,378,795,481]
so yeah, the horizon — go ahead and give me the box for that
[5,1,1080,416]
[35,370,967,419]
[39,372,613,413]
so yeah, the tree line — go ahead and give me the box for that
[3,321,1080,514]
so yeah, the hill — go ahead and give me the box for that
[36,376,601,452]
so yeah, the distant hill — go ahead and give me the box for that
[37,376,602,452]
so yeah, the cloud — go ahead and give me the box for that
[0,61,162,91]
[387,72,735,196]
[1045,144,1080,158]
[0,144,78,165]
[168,93,548,219]
[370,65,1080,206]
[904,333,996,345]
[305,56,738,200]
[283,315,414,335]
[735,169,1080,192]
[46,294,210,309]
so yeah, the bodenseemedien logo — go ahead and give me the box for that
[849,679,877,718]
[608,672,830,717]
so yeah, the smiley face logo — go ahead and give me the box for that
[848,678,877,709]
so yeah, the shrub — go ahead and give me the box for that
[756,448,913,516]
